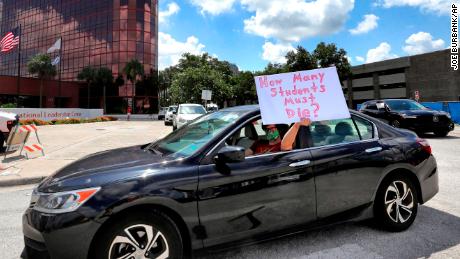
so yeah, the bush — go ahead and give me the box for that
[19,119,51,126]
[0,103,17,108]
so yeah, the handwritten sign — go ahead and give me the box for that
[254,67,350,124]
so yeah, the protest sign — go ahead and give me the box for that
[254,67,350,124]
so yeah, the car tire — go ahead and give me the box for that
[91,210,184,259]
[374,174,418,232]
[389,120,401,128]
[164,121,169,126]
[434,130,449,137]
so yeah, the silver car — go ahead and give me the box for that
[164,105,177,126]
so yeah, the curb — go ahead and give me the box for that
[0,176,45,187]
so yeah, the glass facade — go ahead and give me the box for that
[0,0,158,97]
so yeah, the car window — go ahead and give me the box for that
[366,103,377,110]
[386,100,427,111]
[353,116,374,140]
[151,110,245,158]
[179,105,206,114]
[226,118,289,157]
[311,118,360,147]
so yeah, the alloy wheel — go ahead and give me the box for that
[384,181,414,223]
[108,224,169,259]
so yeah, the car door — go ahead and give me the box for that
[309,114,389,218]
[197,116,316,247]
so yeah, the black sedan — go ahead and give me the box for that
[359,99,455,136]
[22,105,439,259]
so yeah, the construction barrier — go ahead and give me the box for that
[3,124,45,160]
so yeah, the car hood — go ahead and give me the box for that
[397,110,448,116]
[38,145,169,192]
[0,110,17,120]
[178,114,203,120]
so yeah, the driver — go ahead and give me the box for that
[245,118,311,156]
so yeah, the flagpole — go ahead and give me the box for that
[58,37,62,108]
[16,24,21,107]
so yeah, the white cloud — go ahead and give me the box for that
[355,56,365,62]
[349,14,379,35]
[159,2,180,24]
[366,42,398,63]
[190,0,237,15]
[262,42,295,63]
[158,32,206,70]
[242,0,355,42]
[402,31,445,55]
[378,0,450,15]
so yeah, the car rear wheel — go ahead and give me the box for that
[92,211,184,259]
[374,175,418,232]
[434,130,449,137]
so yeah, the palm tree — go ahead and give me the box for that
[95,67,114,114]
[27,54,57,108]
[123,59,144,113]
[77,67,96,108]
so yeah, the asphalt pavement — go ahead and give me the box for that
[0,127,459,259]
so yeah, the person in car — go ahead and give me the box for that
[245,118,311,156]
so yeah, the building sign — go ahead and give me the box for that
[254,67,350,124]
[0,108,103,121]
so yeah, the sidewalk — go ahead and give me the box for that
[0,121,171,187]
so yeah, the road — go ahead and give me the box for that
[1,130,459,259]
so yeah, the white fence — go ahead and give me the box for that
[0,108,103,121]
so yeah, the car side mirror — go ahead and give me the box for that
[216,145,245,163]
[173,111,177,115]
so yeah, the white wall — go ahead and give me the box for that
[0,108,103,121]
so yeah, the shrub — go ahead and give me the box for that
[19,119,51,126]
[0,103,17,108]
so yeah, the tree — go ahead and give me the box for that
[232,71,257,105]
[285,46,317,72]
[95,67,114,114]
[27,54,57,108]
[123,59,144,113]
[77,66,97,108]
[313,42,351,81]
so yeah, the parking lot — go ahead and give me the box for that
[0,121,459,259]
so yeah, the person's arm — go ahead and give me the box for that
[281,118,311,151]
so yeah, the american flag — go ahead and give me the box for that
[0,27,20,52]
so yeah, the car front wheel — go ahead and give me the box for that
[92,211,184,259]
[374,175,418,232]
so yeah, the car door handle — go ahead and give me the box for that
[365,147,382,153]
[289,160,311,167]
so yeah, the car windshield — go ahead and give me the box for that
[179,105,206,114]
[168,107,177,112]
[386,100,427,111]
[149,110,246,158]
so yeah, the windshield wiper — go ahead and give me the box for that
[146,145,163,155]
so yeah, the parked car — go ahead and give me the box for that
[0,111,18,152]
[22,105,439,259]
[172,103,206,130]
[359,99,454,137]
[164,105,177,126]
[157,107,167,120]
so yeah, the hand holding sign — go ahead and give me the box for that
[255,67,350,124]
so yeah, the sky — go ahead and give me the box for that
[158,0,452,71]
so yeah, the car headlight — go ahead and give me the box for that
[446,113,452,119]
[31,187,100,214]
